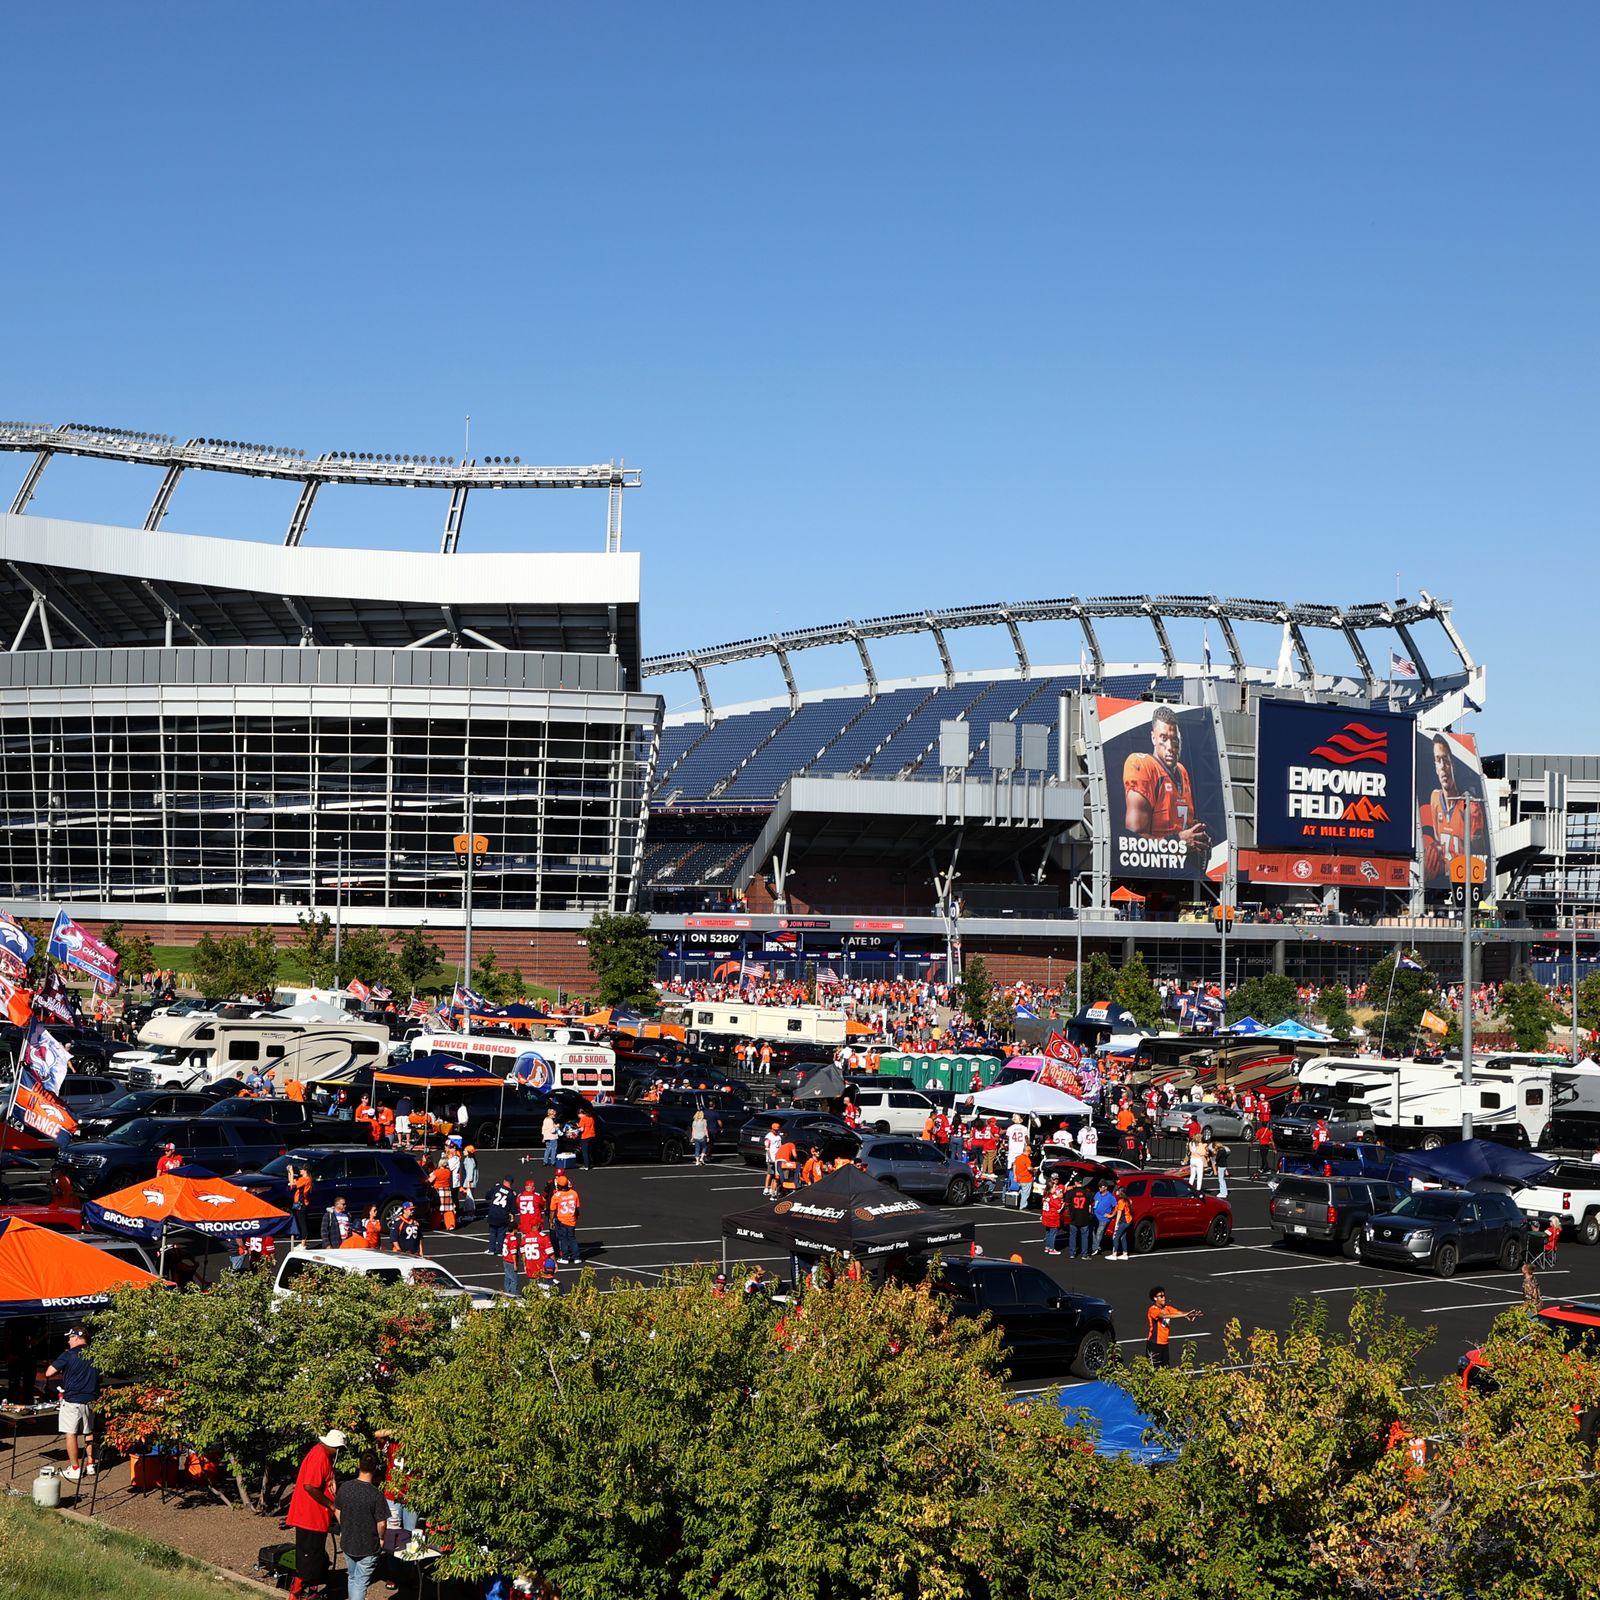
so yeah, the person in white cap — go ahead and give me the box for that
[44,1326,98,1480]
[286,1427,346,1597]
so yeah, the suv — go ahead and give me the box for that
[199,1098,349,1143]
[55,1115,289,1199]
[1360,1188,1528,1277]
[738,1110,858,1167]
[230,1146,440,1228]
[1269,1175,1406,1257]
[1272,1100,1378,1152]
[75,1090,218,1141]
[54,1075,126,1119]
[855,1136,975,1205]
[652,1087,757,1153]
[849,1086,938,1136]
[928,1258,1117,1377]
[1113,1171,1234,1253]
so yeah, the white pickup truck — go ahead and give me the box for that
[1515,1159,1600,1245]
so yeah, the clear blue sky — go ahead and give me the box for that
[5,5,1597,748]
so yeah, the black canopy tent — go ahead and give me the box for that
[792,1062,847,1103]
[721,1165,974,1276]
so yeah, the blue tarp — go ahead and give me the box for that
[1054,1381,1179,1464]
[1398,1140,1553,1188]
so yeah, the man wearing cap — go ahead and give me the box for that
[550,1172,580,1265]
[390,1201,425,1257]
[156,1142,183,1176]
[45,1327,98,1480]
[286,1428,344,1598]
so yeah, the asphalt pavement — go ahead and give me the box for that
[418,1145,1594,1389]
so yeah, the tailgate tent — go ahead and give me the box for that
[722,1165,974,1267]
[376,1054,529,1147]
[84,1174,292,1245]
[970,1080,1090,1118]
[0,1215,163,1315]
[793,1062,848,1103]
[1399,1140,1553,1189]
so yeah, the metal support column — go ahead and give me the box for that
[607,465,625,554]
[441,480,471,554]
[283,478,321,546]
[143,463,186,531]
[8,450,52,515]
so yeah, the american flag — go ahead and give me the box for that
[1389,652,1419,680]
[817,967,840,982]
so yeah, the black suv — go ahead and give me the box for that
[1359,1188,1528,1277]
[56,1115,289,1199]
[1269,1175,1406,1256]
[75,1090,219,1141]
[738,1109,857,1167]
[199,1098,349,1144]
[928,1258,1117,1378]
[230,1146,440,1228]
[653,1087,758,1153]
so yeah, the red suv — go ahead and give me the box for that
[1115,1170,1233,1253]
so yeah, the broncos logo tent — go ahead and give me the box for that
[0,1215,163,1315]
[83,1173,292,1244]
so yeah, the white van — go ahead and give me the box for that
[403,1031,615,1096]
[850,1085,938,1135]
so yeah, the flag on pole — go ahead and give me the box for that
[47,911,120,986]
[451,983,489,1014]
[1463,694,1483,714]
[0,972,32,1027]
[346,978,370,1002]
[22,1023,72,1095]
[1419,1009,1449,1037]
[1203,628,1212,674]
[1396,955,1424,973]
[0,912,35,967]
[1389,652,1419,681]
[8,1066,77,1140]
[1274,624,1296,688]
[33,971,74,1024]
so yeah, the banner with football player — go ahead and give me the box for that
[1416,730,1492,893]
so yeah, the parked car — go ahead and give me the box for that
[849,1086,939,1136]
[75,1090,219,1141]
[54,1075,127,1119]
[1272,1100,1378,1153]
[738,1110,859,1167]
[231,1145,439,1228]
[54,1116,289,1199]
[1511,1159,1600,1245]
[1112,1171,1234,1253]
[1460,1298,1600,1392]
[272,1246,502,1312]
[198,1098,349,1143]
[1030,1155,1144,1209]
[1269,1175,1407,1256]
[855,1136,976,1205]
[928,1258,1117,1377]
[1359,1188,1528,1277]
[1271,1142,1409,1186]
[1158,1101,1249,1140]
[652,1086,758,1153]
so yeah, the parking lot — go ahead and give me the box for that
[412,1144,1590,1388]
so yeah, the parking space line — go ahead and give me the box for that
[1117,1332,1211,1345]
[1213,1261,1356,1277]
[1312,1270,1568,1294]
[1421,1298,1535,1313]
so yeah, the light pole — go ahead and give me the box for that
[1460,825,1474,1139]
[462,791,475,1036]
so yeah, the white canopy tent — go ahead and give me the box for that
[969,1080,1090,1118]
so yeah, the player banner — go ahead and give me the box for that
[1254,700,1415,857]
[1097,699,1230,882]
[1417,729,1491,892]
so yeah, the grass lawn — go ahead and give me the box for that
[0,1496,257,1600]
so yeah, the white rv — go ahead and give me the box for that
[125,1018,392,1090]
[401,1030,616,1096]
[680,1003,847,1050]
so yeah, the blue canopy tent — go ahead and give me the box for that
[1053,1381,1180,1464]
[1220,1016,1266,1035]
[1257,1019,1333,1042]
[375,1053,510,1145]
[1396,1140,1553,1190]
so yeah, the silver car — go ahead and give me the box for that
[855,1136,976,1205]
[1158,1101,1249,1140]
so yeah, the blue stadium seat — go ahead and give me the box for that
[654,707,788,800]
[805,686,929,774]
[720,699,866,799]
[864,681,1002,776]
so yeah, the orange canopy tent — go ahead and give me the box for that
[83,1173,292,1245]
[1108,886,1147,903]
[0,1215,163,1316]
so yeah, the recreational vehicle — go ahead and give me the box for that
[681,1004,848,1051]
[400,1030,616,1096]
[124,1018,392,1091]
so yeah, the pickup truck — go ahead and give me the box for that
[1512,1159,1600,1245]
[1271,1101,1377,1152]
[1273,1142,1410,1187]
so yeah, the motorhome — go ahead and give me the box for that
[401,1030,616,1096]
[124,1018,392,1091]
[679,1003,848,1051]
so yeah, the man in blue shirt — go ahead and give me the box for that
[45,1326,99,1480]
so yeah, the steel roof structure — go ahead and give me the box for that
[643,592,1473,716]
[1,421,640,554]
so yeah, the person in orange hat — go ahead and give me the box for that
[550,1174,581,1265]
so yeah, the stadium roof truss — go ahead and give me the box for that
[644,593,1474,717]
[0,421,640,555]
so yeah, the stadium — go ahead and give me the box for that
[1,420,1593,993]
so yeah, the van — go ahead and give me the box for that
[850,1086,937,1135]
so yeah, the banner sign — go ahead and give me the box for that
[1417,729,1491,892]
[1097,699,1229,881]
[47,911,120,986]
[1255,700,1415,856]
[1244,851,1411,888]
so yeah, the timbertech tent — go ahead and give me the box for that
[969,1080,1091,1118]
[0,1215,163,1316]
[721,1164,974,1266]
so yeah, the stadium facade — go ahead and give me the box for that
[2,420,1594,990]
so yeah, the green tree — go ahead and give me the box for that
[285,910,337,986]
[90,1268,455,1510]
[335,926,399,992]
[471,946,517,1004]
[188,928,279,998]
[582,911,662,1008]
[20,918,53,985]
[99,921,156,988]
[395,927,445,993]
[1501,980,1559,1052]
[954,953,994,1026]
[1314,983,1356,1042]
[1113,951,1163,1029]
[1227,973,1299,1026]
[1366,953,1438,1053]
[1577,970,1600,1038]
[1077,949,1120,1009]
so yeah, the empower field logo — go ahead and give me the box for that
[1309,721,1389,766]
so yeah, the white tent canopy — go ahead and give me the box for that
[969,1081,1090,1118]
[270,999,351,1023]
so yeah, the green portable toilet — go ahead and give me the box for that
[880,1052,1002,1093]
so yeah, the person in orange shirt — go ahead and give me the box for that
[776,1138,800,1191]
[377,1105,396,1148]
[800,1146,825,1186]
[429,1161,456,1231]
[1011,1148,1034,1195]
[1144,1286,1200,1366]
[360,1204,383,1250]
[1122,706,1209,863]
[550,1174,581,1265]
[284,1077,306,1105]
[1107,1190,1136,1259]
[288,1164,313,1242]
[1115,1102,1135,1134]
[577,1109,597,1170]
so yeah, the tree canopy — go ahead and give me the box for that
[583,912,662,1008]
